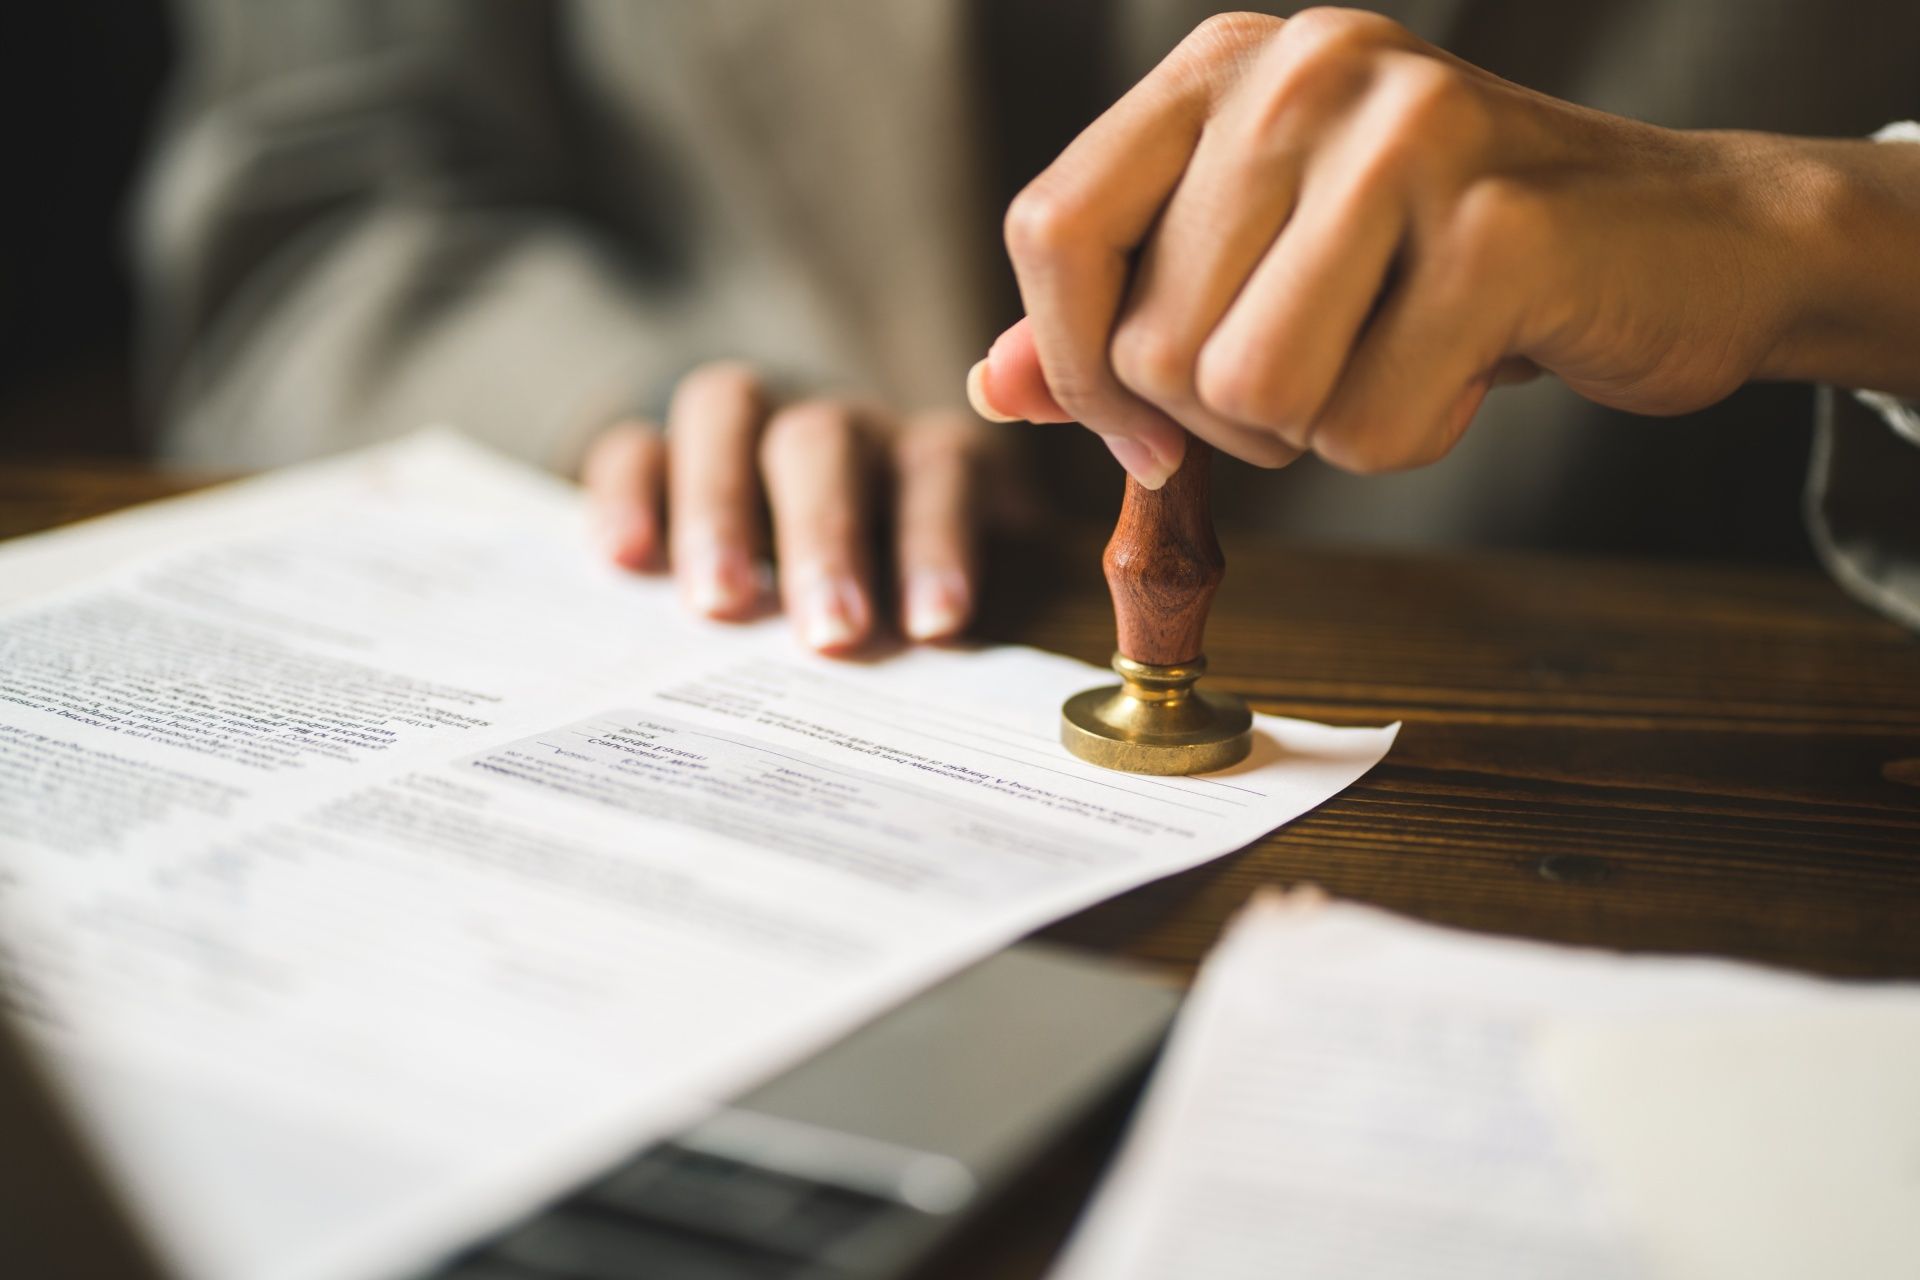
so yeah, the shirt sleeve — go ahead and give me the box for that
[136,1,714,471]
[1805,120,1920,631]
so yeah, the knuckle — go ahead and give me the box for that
[1226,423,1304,469]
[1003,183,1082,261]
[759,400,857,469]
[1042,370,1105,426]
[1380,58,1483,143]
[1236,10,1397,144]
[1314,422,1419,475]
[677,359,762,408]
[1240,59,1358,144]
[1450,176,1552,273]
[1282,7,1398,60]
[1108,319,1195,406]
[1192,353,1262,425]
[1194,338,1294,431]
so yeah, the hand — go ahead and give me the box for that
[583,362,1025,654]
[971,8,1913,484]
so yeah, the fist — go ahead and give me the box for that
[974,8,1819,484]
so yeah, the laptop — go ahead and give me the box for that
[2,942,1179,1280]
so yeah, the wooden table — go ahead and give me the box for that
[7,460,1920,1277]
[1018,531,1920,983]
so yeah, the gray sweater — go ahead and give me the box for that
[135,0,1920,626]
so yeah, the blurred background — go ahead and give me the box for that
[0,7,170,458]
[7,2,1910,569]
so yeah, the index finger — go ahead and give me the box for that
[1001,15,1271,487]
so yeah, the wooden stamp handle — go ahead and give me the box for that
[1101,437,1224,667]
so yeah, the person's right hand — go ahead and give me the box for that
[968,8,1920,484]
[581,361,1024,656]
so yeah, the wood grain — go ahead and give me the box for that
[6,459,1920,1279]
[1103,438,1224,666]
[0,459,232,543]
[998,533,1920,986]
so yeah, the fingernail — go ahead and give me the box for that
[679,540,756,617]
[799,573,868,653]
[904,569,970,642]
[1101,435,1175,490]
[966,359,1019,423]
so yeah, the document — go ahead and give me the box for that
[0,431,1396,1280]
[1534,1009,1920,1280]
[1051,892,1920,1280]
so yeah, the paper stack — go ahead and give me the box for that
[1053,891,1920,1280]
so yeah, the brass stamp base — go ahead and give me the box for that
[1061,653,1252,776]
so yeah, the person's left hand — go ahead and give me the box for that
[582,362,1028,655]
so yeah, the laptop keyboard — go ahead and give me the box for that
[410,946,1181,1280]
[428,1141,920,1280]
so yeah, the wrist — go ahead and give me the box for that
[1743,132,1920,397]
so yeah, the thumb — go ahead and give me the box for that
[966,315,1188,491]
[965,317,1073,424]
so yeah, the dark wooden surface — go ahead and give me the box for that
[1023,530,1920,985]
[6,460,1920,1278]
[0,457,227,542]
[1103,438,1225,666]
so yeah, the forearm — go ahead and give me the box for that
[1755,129,1920,399]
